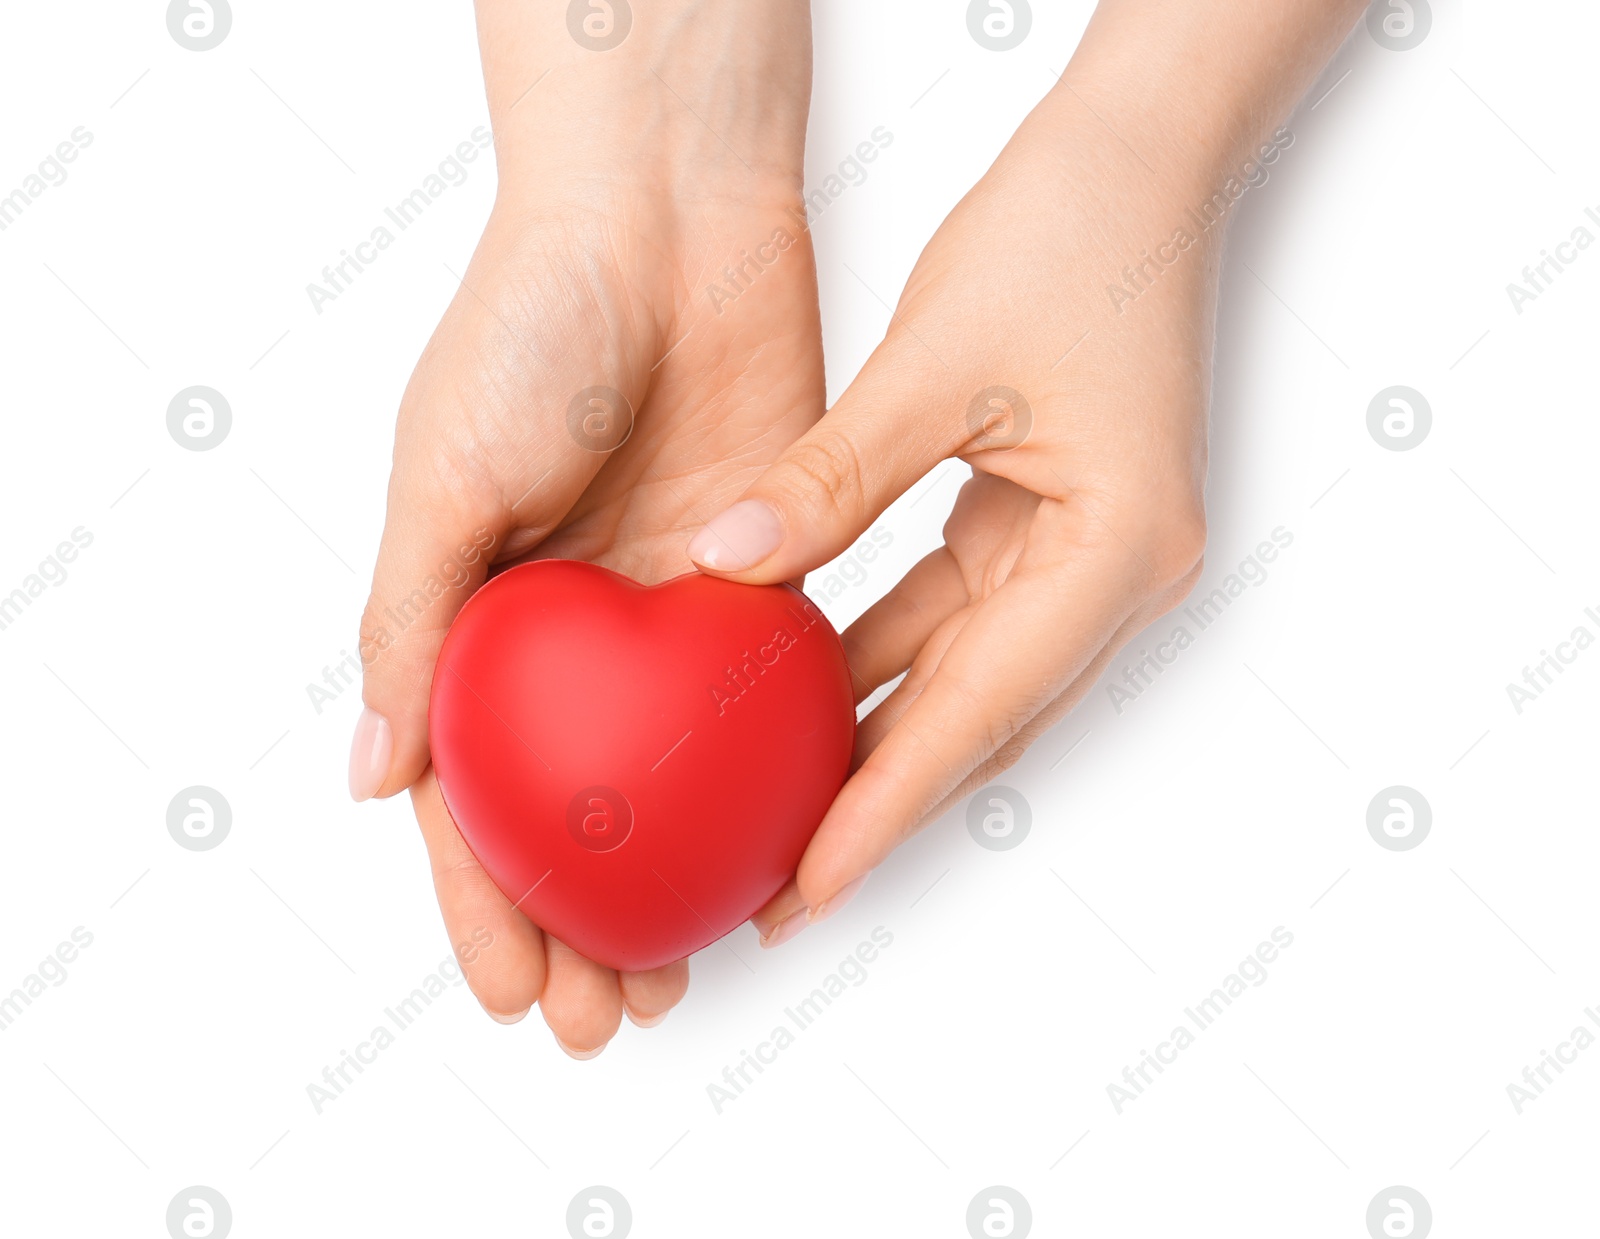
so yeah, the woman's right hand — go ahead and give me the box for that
[689,0,1370,943]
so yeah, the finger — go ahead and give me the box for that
[751,877,804,947]
[852,601,976,759]
[844,473,1037,708]
[752,580,970,946]
[353,285,630,801]
[752,594,1014,946]
[802,539,1198,919]
[840,546,969,703]
[618,959,690,1028]
[751,580,1176,949]
[685,339,964,583]
[796,512,1152,910]
[748,603,971,949]
[352,453,506,801]
[411,770,548,1022]
[888,575,1201,828]
[539,937,624,1059]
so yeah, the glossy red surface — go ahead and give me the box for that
[429,560,855,971]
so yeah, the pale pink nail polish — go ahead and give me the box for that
[687,500,784,572]
[347,707,393,802]
[556,1038,606,1061]
[485,1007,529,1025]
[808,873,868,925]
[760,907,809,949]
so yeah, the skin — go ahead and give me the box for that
[723,0,1374,940]
[354,0,1370,1055]
[354,1,822,1052]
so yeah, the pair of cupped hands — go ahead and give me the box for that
[348,13,1221,1058]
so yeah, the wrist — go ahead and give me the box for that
[479,0,812,196]
[1039,0,1366,195]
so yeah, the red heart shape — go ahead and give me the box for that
[428,560,855,972]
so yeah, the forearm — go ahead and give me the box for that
[1049,0,1369,192]
[473,0,814,193]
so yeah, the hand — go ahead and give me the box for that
[352,0,821,1054]
[690,0,1364,944]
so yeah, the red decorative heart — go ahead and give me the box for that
[429,560,855,972]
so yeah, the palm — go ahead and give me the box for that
[383,193,826,1048]
[458,200,827,584]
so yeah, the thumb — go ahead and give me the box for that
[351,413,608,801]
[686,347,956,584]
[350,455,509,803]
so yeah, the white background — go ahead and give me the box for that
[2,1,1596,1235]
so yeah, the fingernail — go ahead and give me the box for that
[687,500,784,572]
[485,1007,529,1025]
[556,1038,606,1061]
[808,873,868,925]
[625,1005,668,1029]
[759,907,809,949]
[347,707,393,802]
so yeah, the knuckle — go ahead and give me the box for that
[434,852,488,884]
[777,431,869,520]
[356,592,429,692]
[951,683,1021,756]
[994,722,1044,772]
[357,592,392,651]
[356,597,396,685]
[1130,492,1208,589]
[1162,553,1206,608]
[969,745,1023,793]
[933,676,1033,767]
[1166,501,1209,566]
